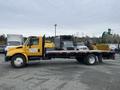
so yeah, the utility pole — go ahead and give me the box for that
[54,24,57,37]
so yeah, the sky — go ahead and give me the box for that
[0,0,120,37]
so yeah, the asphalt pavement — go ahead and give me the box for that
[0,54,120,90]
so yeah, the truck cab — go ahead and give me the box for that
[5,36,44,67]
[5,34,23,52]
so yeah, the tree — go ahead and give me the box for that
[0,34,6,45]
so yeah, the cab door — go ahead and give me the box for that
[25,37,42,56]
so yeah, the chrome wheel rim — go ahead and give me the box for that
[14,57,23,67]
[89,56,95,64]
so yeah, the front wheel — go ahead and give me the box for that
[11,54,26,68]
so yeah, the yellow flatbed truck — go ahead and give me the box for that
[5,36,115,68]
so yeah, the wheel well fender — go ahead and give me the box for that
[12,53,28,63]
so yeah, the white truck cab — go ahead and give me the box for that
[5,34,23,52]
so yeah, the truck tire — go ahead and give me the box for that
[11,54,26,68]
[84,54,97,65]
[76,57,84,64]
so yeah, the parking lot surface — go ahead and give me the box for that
[0,54,120,90]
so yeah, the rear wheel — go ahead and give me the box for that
[84,54,97,65]
[11,54,26,68]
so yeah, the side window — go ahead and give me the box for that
[31,38,39,45]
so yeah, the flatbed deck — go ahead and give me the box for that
[45,50,115,60]
[46,50,114,54]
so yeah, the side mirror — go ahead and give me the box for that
[27,40,32,48]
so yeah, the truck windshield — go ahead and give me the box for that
[7,41,21,46]
[24,38,29,46]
